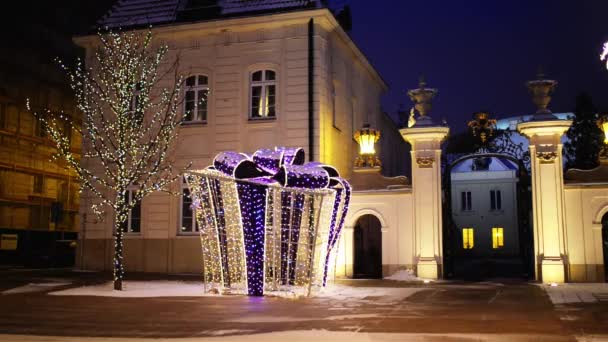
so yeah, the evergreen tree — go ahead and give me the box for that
[564,93,603,170]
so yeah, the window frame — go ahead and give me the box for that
[460,191,472,211]
[178,178,199,235]
[249,69,277,120]
[492,227,504,249]
[121,188,142,234]
[490,189,502,211]
[183,75,209,124]
[462,228,474,250]
[33,175,44,194]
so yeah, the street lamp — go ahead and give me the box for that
[598,114,608,160]
[354,124,381,168]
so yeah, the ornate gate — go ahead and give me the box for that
[442,113,534,279]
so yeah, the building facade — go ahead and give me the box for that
[450,157,520,256]
[74,0,409,274]
[72,1,608,284]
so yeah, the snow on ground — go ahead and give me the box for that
[0,331,594,342]
[541,283,608,304]
[2,282,71,295]
[383,269,421,282]
[50,280,426,301]
[50,280,213,298]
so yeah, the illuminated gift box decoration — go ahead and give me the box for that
[184,147,350,297]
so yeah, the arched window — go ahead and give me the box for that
[249,70,276,119]
[184,75,209,123]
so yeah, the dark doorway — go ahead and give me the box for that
[603,213,608,282]
[353,214,382,279]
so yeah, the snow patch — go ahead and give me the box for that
[384,269,421,282]
[540,283,608,304]
[226,314,381,323]
[3,282,71,295]
[50,280,215,298]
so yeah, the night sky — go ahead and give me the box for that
[343,0,608,132]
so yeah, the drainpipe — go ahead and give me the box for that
[308,18,315,161]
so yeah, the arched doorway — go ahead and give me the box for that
[353,214,382,278]
[603,213,608,282]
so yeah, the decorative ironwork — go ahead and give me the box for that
[468,112,497,144]
[446,121,531,172]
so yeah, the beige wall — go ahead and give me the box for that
[334,190,414,278]
[76,10,395,274]
[563,184,608,282]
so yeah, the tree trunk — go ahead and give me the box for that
[113,218,124,291]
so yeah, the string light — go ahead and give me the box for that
[185,147,350,297]
[28,28,191,290]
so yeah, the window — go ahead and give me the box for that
[34,117,47,138]
[180,178,199,234]
[492,227,504,249]
[33,175,44,194]
[184,75,208,123]
[120,189,141,233]
[128,83,144,125]
[490,190,502,210]
[0,103,5,129]
[462,228,474,249]
[460,191,472,211]
[249,70,276,119]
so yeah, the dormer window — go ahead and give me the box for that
[184,75,209,123]
[249,70,276,119]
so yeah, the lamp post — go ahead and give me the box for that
[354,124,381,168]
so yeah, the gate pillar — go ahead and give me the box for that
[517,74,572,283]
[400,80,449,279]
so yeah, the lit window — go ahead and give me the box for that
[184,75,209,123]
[462,228,474,249]
[120,188,141,234]
[180,178,199,234]
[461,191,472,211]
[490,190,502,210]
[492,227,504,249]
[250,70,276,119]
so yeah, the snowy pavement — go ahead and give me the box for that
[541,283,608,304]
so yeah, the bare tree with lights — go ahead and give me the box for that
[29,29,189,290]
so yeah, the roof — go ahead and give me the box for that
[97,0,325,29]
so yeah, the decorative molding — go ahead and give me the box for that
[416,156,435,168]
[536,151,558,163]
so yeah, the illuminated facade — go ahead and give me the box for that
[74,0,407,274]
[73,1,608,284]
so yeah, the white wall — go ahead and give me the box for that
[334,190,414,278]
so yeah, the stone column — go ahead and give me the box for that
[399,80,449,279]
[517,74,572,283]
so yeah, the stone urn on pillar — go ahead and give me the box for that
[517,71,572,284]
[400,79,449,280]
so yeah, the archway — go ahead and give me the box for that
[353,214,382,279]
[603,213,608,282]
[442,152,533,280]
